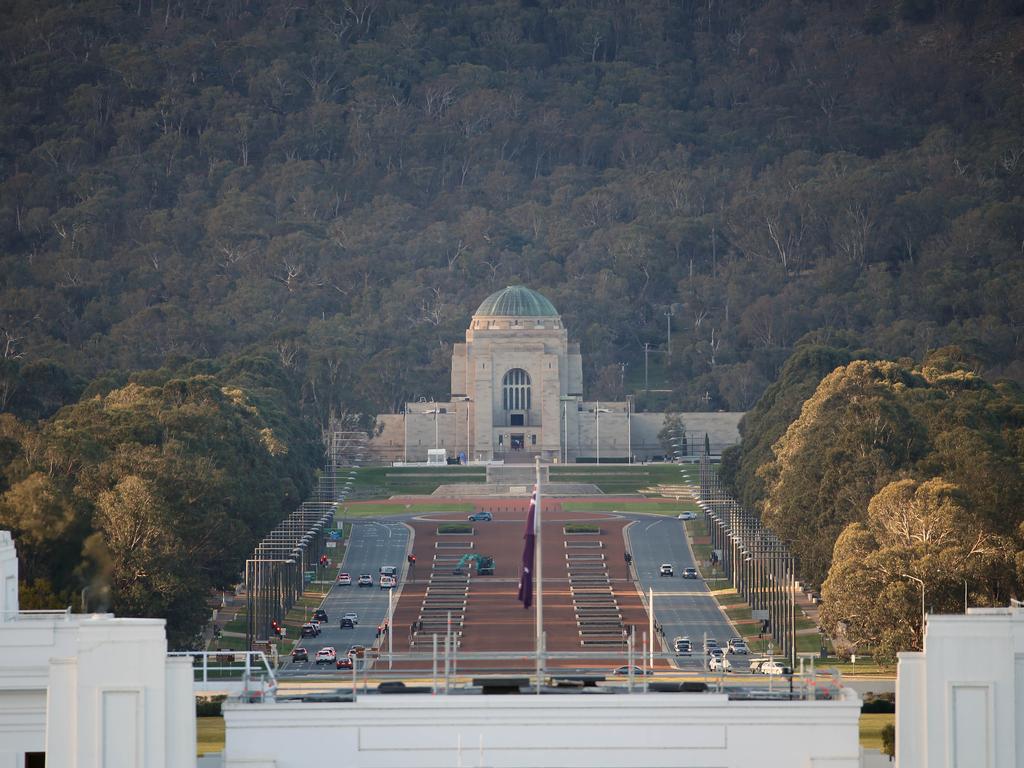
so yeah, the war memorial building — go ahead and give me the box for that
[367,285,741,463]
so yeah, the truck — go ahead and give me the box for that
[452,553,495,576]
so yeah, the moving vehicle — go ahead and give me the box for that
[291,647,308,662]
[379,565,398,577]
[453,553,495,576]
[677,511,697,521]
[315,647,337,665]
[708,647,725,661]
[347,644,366,658]
[342,612,359,625]
[339,617,354,629]
[300,623,318,638]
[468,511,493,521]
[309,620,321,635]
[673,637,692,656]
[682,567,699,579]
[727,638,749,655]
[659,564,674,576]
[749,658,771,673]
[380,575,396,589]
[336,656,353,670]
[760,661,792,676]
[358,574,373,587]
[709,656,732,673]
[337,573,352,586]
[610,665,652,676]
[313,609,328,623]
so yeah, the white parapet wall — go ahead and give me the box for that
[224,689,862,768]
[0,531,196,768]
[897,605,1024,768]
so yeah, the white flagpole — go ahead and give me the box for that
[535,456,543,692]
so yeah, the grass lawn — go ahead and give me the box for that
[859,713,894,751]
[337,501,475,517]
[197,716,225,756]
[551,463,698,495]
[561,500,690,513]
[343,466,485,498]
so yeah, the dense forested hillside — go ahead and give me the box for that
[2,0,1024,642]
[724,344,1024,658]
[2,0,1023,421]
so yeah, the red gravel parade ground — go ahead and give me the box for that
[348,497,668,672]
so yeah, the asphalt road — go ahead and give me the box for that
[626,516,738,670]
[280,519,410,676]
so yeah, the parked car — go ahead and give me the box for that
[709,656,732,673]
[682,567,699,579]
[659,563,674,576]
[357,574,373,587]
[337,572,352,585]
[610,665,652,676]
[677,511,697,521]
[336,656,353,670]
[468,511,493,521]
[342,612,359,625]
[315,647,337,665]
[380,575,396,589]
[291,647,308,662]
[313,609,328,623]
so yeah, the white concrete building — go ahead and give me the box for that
[223,686,864,768]
[897,604,1024,768]
[366,285,743,464]
[0,530,196,768]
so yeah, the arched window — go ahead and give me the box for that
[502,368,531,411]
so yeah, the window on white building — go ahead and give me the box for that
[502,368,531,411]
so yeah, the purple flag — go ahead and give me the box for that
[517,491,536,609]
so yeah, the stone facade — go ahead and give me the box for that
[366,286,742,464]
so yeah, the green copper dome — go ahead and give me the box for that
[474,286,559,317]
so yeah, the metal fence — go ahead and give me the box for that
[698,455,798,666]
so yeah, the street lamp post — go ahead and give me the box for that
[901,573,926,645]
[403,407,408,464]
[595,401,610,464]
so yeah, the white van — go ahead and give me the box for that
[379,565,398,577]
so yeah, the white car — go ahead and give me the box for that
[342,612,359,625]
[315,647,337,665]
[337,572,352,585]
[659,564,674,576]
[760,661,791,676]
[380,575,396,589]
[677,511,697,520]
[709,656,732,673]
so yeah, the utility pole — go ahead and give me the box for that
[643,343,651,391]
[665,306,674,358]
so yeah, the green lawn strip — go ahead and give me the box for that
[346,466,485,498]
[859,713,894,751]
[564,523,601,533]
[222,616,247,634]
[818,657,897,676]
[795,616,818,631]
[209,635,247,651]
[562,501,685,513]
[337,502,474,517]
[197,715,225,756]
